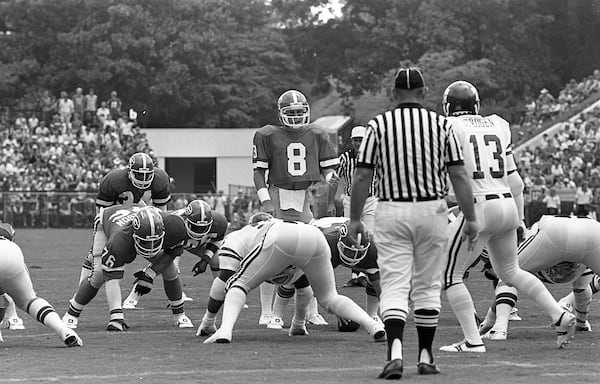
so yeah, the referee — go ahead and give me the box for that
[347,67,479,379]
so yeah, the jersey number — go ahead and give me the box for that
[469,134,504,179]
[287,143,306,176]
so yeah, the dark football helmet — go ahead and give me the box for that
[128,152,155,189]
[443,81,480,116]
[249,211,274,224]
[132,207,165,259]
[337,221,371,267]
[0,222,15,241]
[277,90,310,129]
[182,199,213,240]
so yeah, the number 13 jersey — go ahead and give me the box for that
[448,114,517,196]
[253,124,339,190]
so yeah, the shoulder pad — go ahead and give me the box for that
[256,124,279,135]
[211,212,229,239]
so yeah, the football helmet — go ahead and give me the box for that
[128,152,155,189]
[337,221,371,267]
[132,207,165,259]
[249,211,273,224]
[182,200,213,240]
[0,222,15,241]
[443,80,480,116]
[277,90,310,129]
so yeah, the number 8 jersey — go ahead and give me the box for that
[253,124,340,190]
[448,114,517,196]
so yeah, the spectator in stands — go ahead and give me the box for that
[57,91,74,125]
[72,87,85,120]
[107,91,122,120]
[40,90,56,125]
[96,101,110,127]
[542,188,561,215]
[213,190,228,220]
[574,182,593,216]
[231,190,249,227]
[84,88,98,125]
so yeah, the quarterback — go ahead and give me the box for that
[63,206,192,330]
[252,89,339,326]
[479,215,600,339]
[0,222,82,346]
[439,81,575,353]
[202,219,386,343]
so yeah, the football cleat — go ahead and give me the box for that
[267,316,284,330]
[196,316,217,337]
[258,313,272,326]
[576,319,592,332]
[62,329,83,347]
[182,292,194,302]
[106,319,130,332]
[0,317,25,330]
[555,312,576,348]
[417,362,441,375]
[378,358,403,380]
[482,329,508,340]
[62,313,79,329]
[559,300,573,314]
[174,314,194,328]
[509,307,522,321]
[289,318,309,336]
[203,329,232,344]
[478,319,495,335]
[439,340,486,353]
[122,295,139,310]
[306,313,328,326]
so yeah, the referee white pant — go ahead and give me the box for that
[375,199,449,320]
[343,195,378,232]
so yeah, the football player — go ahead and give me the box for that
[479,215,600,340]
[202,219,386,344]
[267,217,382,331]
[438,81,575,353]
[0,222,82,346]
[252,89,339,326]
[76,152,176,318]
[122,200,228,309]
[63,206,193,331]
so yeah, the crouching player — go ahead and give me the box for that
[479,215,600,343]
[0,222,82,346]
[63,206,192,330]
[202,217,386,343]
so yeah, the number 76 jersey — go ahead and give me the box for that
[448,114,517,195]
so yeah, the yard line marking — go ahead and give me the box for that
[2,361,600,382]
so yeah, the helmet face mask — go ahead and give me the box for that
[337,222,370,267]
[128,152,155,189]
[132,207,165,259]
[443,81,480,116]
[183,200,213,240]
[278,90,310,129]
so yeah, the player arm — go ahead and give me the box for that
[350,166,374,221]
[508,170,525,221]
[100,248,125,280]
[447,164,476,221]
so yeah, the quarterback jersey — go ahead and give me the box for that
[448,114,516,197]
[253,124,340,190]
[96,168,172,208]
[311,217,378,272]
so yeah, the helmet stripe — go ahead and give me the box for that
[406,69,410,89]
[148,209,155,235]
[199,201,205,221]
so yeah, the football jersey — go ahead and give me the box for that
[161,210,228,258]
[311,217,378,271]
[96,168,171,208]
[253,124,340,190]
[448,114,516,197]
[98,205,142,273]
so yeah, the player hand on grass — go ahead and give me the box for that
[133,270,154,295]
[192,255,211,276]
[462,219,480,251]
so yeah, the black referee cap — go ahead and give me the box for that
[394,67,425,90]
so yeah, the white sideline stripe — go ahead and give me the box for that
[2,361,599,382]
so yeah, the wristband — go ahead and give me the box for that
[257,188,271,203]
[143,267,157,279]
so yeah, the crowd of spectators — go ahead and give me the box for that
[0,87,152,227]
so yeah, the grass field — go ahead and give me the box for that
[1,228,598,384]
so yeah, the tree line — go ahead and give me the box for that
[0,0,598,128]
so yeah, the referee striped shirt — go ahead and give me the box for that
[339,149,376,196]
[356,102,464,201]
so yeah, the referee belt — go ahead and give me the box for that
[474,192,512,204]
[378,196,439,202]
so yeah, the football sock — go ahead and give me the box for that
[70,280,99,314]
[109,308,124,322]
[78,252,93,285]
[104,279,122,313]
[365,283,379,317]
[306,296,320,318]
[3,295,18,319]
[293,287,312,322]
[480,306,496,330]
[26,297,65,335]
[414,309,439,364]
[492,285,518,332]
[219,287,247,334]
[445,284,482,345]
[384,318,405,361]
[164,276,184,302]
[259,282,275,316]
[272,286,294,319]
[510,269,563,322]
[209,277,227,302]
[591,275,600,294]
[573,287,591,323]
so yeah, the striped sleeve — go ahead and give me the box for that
[356,120,378,169]
[318,131,340,169]
[252,131,269,170]
[444,120,464,165]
